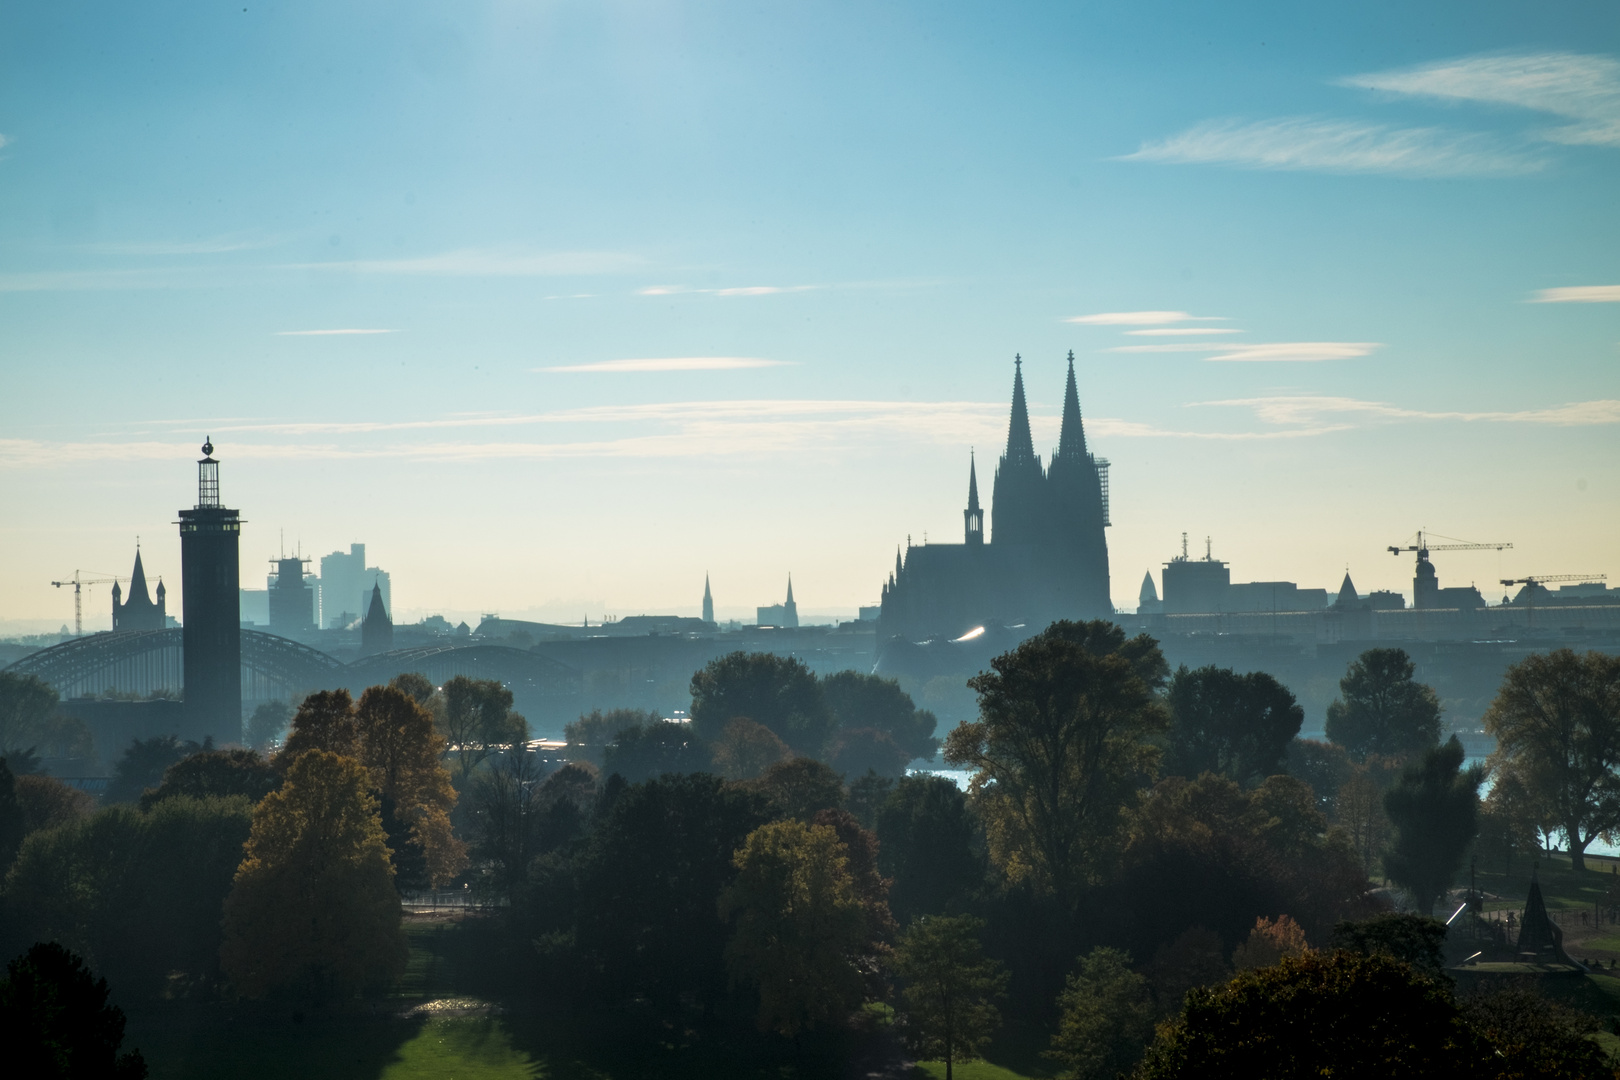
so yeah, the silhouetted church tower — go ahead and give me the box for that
[963,452,984,546]
[702,575,715,624]
[1044,351,1112,613]
[177,439,241,743]
[112,545,167,631]
[991,355,1045,546]
[361,581,393,655]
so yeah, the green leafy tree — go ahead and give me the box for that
[219,750,406,1001]
[244,700,293,751]
[719,819,867,1036]
[601,720,712,782]
[1459,988,1616,1079]
[847,772,895,830]
[0,757,22,873]
[945,620,1168,904]
[1484,648,1620,872]
[1285,737,1353,817]
[1048,947,1156,1080]
[876,775,985,924]
[750,757,846,821]
[1331,913,1448,979]
[1324,648,1442,762]
[821,671,939,760]
[441,676,529,779]
[1135,951,1487,1079]
[711,717,793,780]
[138,749,279,808]
[892,915,1007,1080]
[571,774,772,1011]
[1382,736,1485,914]
[103,735,195,805]
[0,672,59,756]
[828,727,911,779]
[0,942,147,1079]
[690,651,832,756]
[565,708,660,767]
[1163,666,1303,784]
[387,672,436,705]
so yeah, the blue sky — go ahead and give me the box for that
[2,1,1616,628]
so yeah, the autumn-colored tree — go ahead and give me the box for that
[711,717,793,780]
[1230,914,1309,971]
[279,689,361,761]
[220,750,406,1001]
[719,819,867,1036]
[1048,947,1156,1080]
[892,915,1007,1080]
[1484,648,1620,872]
[354,685,466,887]
[946,621,1168,904]
[750,757,846,822]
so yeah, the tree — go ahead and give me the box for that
[244,700,293,751]
[1285,737,1353,817]
[219,750,406,1001]
[1048,947,1156,1080]
[441,676,529,779]
[821,671,939,761]
[690,651,832,756]
[892,915,1007,1080]
[0,672,58,756]
[0,757,22,873]
[1382,735,1485,914]
[945,620,1168,904]
[1163,666,1302,785]
[1331,913,1448,979]
[353,685,466,888]
[847,772,895,830]
[11,774,92,837]
[137,749,279,809]
[810,808,897,953]
[1484,648,1620,872]
[828,727,911,779]
[1229,915,1309,971]
[1476,770,1543,876]
[0,942,147,1079]
[1324,648,1442,762]
[719,819,867,1036]
[279,690,361,761]
[601,720,712,782]
[467,752,592,900]
[564,708,660,767]
[1134,951,1487,1079]
[1334,762,1394,877]
[103,736,195,805]
[711,717,793,780]
[571,774,772,1011]
[387,672,436,706]
[1458,988,1616,1079]
[876,774,985,925]
[750,757,845,821]
[1142,928,1228,1018]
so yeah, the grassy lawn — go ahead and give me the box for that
[381,1016,546,1080]
[912,1062,1040,1080]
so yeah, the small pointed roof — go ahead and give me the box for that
[1002,355,1037,465]
[895,546,903,577]
[126,549,153,605]
[1139,570,1159,605]
[785,575,795,605]
[967,451,981,512]
[363,582,390,627]
[1054,350,1089,461]
[703,574,712,601]
[1337,572,1359,607]
[1515,871,1568,959]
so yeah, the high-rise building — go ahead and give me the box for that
[879,354,1113,641]
[268,555,315,635]
[317,543,389,628]
[111,547,167,631]
[177,439,242,743]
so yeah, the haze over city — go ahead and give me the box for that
[3,1,1616,630]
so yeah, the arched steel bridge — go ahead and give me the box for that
[3,631,578,708]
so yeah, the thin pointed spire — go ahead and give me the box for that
[1055,349,1088,460]
[1003,354,1037,465]
[967,450,981,512]
[127,548,152,605]
[785,574,795,604]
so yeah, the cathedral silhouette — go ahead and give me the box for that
[878,353,1112,642]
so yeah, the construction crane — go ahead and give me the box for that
[1499,574,1608,627]
[1387,530,1513,562]
[49,570,126,637]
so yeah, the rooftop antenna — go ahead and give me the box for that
[1205,536,1212,561]
[1181,532,1188,559]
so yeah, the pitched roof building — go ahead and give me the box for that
[112,548,167,631]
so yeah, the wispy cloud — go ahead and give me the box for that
[540,357,792,373]
[288,249,643,276]
[276,328,399,336]
[82,234,281,256]
[1121,116,1544,177]
[1065,311,1225,325]
[637,284,819,297]
[1343,51,1620,148]
[1105,341,1379,361]
[1125,328,1244,336]
[1200,395,1620,427]
[0,269,187,292]
[1531,285,1620,303]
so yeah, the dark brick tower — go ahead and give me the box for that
[177,439,242,743]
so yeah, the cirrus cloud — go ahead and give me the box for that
[1531,285,1620,303]
[540,357,793,373]
[1066,310,1225,325]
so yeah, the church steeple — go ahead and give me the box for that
[1003,355,1038,466]
[964,451,984,546]
[1054,350,1089,461]
[702,574,715,623]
